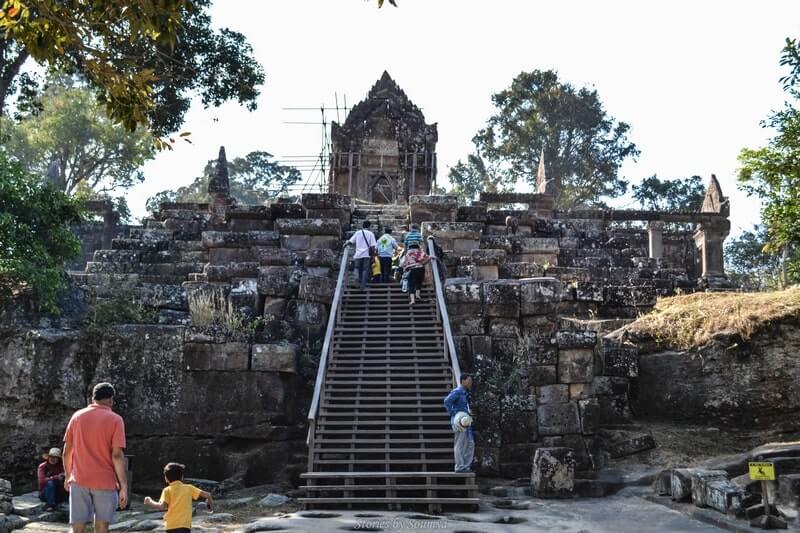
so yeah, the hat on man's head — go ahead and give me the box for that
[43,447,62,460]
[92,382,115,401]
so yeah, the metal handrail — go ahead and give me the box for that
[307,243,351,435]
[426,237,461,386]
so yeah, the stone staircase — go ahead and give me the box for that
[350,203,410,242]
[301,282,478,512]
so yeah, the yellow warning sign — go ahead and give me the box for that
[749,462,775,481]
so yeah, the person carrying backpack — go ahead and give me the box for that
[347,220,377,291]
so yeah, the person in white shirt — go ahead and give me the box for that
[347,220,377,290]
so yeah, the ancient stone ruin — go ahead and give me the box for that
[329,71,438,204]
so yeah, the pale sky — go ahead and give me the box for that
[127,0,800,237]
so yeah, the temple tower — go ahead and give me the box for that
[329,71,438,204]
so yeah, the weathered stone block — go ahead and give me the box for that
[471,249,507,266]
[303,248,336,267]
[691,470,729,508]
[299,275,335,305]
[257,248,294,266]
[457,205,487,222]
[671,468,696,501]
[489,318,520,338]
[471,336,492,358]
[450,315,485,336]
[519,278,561,316]
[257,266,299,297]
[423,221,484,240]
[531,447,575,498]
[556,330,597,349]
[704,479,742,514]
[452,238,480,255]
[229,278,259,314]
[184,343,249,371]
[778,474,800,507]
[653,469,673,496]
[472,265,499,280]
[521,316,558,337]
[270,202,306,219]
[286,300,327,327]
[482,280,520,317]
[537,402,581,435]
[558,349,594,384]
[575,281,604,302]
[409,195,458,223]
[500,262,545,279]
[529,365,557,386]
[604,286,657,307]
[280,234,310,250]
[301,193,352,210]
[444,278,483,305]
[251,343,298,373]
[203,262,260,282]
[275,218,341,236]
[247,230,280,247]
[309,235,341,251]
[262,297,288,320]
[544,266,592,283]
[202,231,249,249]
[601,340,638,377]
[536,384,569,405]
[607,433,656,458]
[209,248,257,264]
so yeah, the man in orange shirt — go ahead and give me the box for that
[63,382,128,533]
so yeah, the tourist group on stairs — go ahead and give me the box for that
[347,221,434,305]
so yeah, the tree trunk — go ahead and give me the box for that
[0,39,30,115]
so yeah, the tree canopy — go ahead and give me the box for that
[2,77,154,196]
[0,151,84,312]
[725,226,788,291]
[631,175,705,212]
[0,0,264,136]
[737,37,800,285]
[146,150,302,212]
[452,70,639,208]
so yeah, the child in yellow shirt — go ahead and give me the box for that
[144,462,213,533]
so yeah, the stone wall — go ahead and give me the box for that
[0,194,350,494]
[631,318,800,428]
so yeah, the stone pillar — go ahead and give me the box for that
[693,219,730,280]
[647,221,664,260]
[208,146,233,226]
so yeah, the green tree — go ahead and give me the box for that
[725,225,790,291]
[447,153,500,201]
[0,151,84,312]
[3,78,154,195]
[0,0,264,136]
[632,175,705,211]
[467,69,639,208]
[737,37,800,286]
[146,151,302,212]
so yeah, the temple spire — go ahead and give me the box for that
[700,174,728,216]
[208,146,230,197]
[535,149,546,192]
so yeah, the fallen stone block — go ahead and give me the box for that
[690,469,728,508]
[653,469,672,496]
[531,447,575,498]
[606,433,655,459]
[704,479,742,514]
[671,468,697,502]
[779,473,800,507]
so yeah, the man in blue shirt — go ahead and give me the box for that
[443,374,475,473]
[404,223,423,249]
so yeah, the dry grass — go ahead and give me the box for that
[188,288,227,326]
[627,286,800,350]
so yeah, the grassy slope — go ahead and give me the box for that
[626,286,800,350]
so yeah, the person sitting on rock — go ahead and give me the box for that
[37,447,66,511]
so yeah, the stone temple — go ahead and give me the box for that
[329,71,438,204]
[4,74,798,527]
